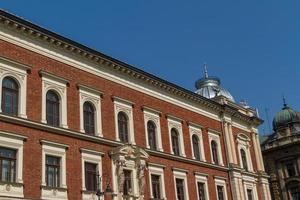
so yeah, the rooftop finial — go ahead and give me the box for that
[204,63,208,78]
[283,94,288,108]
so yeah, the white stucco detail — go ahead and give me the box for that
[167,117,185,157]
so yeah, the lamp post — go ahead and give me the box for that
[96,172,113,200]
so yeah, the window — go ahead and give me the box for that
[151,174,161,199]
[85,162,97,191]
[148,121,157,150]
[0,147,16,182]
[197,182,206,200]
[123,170,132,196]
[46,90,60,126]
[286,161,296,177]
[217,186,224,200]
[240,149,248,171]
[1,77,18,116]
[247,189,253,200]
[171,128,180,156]
[83,102,95,135]
[118,112,129,143]
[176,178,185,200]
[46,155,60,188]
[192,135,201,161]
[211,140,219,165]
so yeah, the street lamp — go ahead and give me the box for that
[96,172,113,200]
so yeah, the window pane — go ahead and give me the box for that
[151,174,161,199]
[118,112,129,143]
[176,178,185,200]
[171,129,180,156]
[148,121,157,150]
[211,141,219,164]
[193,135,201,160]
[247,189,253,200]
[241,149,248,171]
[197,182,206,200]
[217,186,224,200]
[84,102,95,135]
[1,77,18,116]
[0,147,16,182]
[46,91,60,126]
[85,162,97,191]
[123,170,132,195]
[46,155,60,187]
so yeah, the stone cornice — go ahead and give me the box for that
[0,10,262,125]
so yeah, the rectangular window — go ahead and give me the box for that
[0,147,16,182]
[247,189,253,200]
[286,161,296,177]
[46,155,60,187]
[151,174,161,199]
[197,182,206,200]
[85,162,97,191]
[123,170,132,196]
[176,178,185,200]
[217,185,224,200]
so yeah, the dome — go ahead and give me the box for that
[195,76,235,102]
[272,104,300,130]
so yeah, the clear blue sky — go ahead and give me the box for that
[1,1,300,135]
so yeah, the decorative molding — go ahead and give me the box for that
[40,140,69,149]
[0,56,31,71]
[172,167,189,174]
[0,131,27,141]
[112,96,134,106]
[141,106,161,116]
[77,83,103,97]
[80,148,105,156]
[39,70,69,85]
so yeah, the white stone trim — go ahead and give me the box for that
[148,165,167,200]
[113,97,135,144]
[215,178,228,200]
[78,85,102,137]
[208,132,223,165]
[173,170,189,200]
[143,109,163,151]
[243,176,258,200]
[41,141,68,200]
[0,57,28,118]
[189,124,205,161]
[237,134,253,172]
[168,117,185,157]
[81,148,103,200]
[0,131,25,198]
[41,73,68,128]
[195,174,209,200]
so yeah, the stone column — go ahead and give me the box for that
[252,132,262,171]
[223,121,234,164]
[228,123,238,164]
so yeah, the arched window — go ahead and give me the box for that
[1,77,19,116]
[171,128,180,156]
[211,140,219,164]
[46,90,60,126]
[83,102,95,135]
[118,112,129,143]
[240,149,248,171]
[192,135,201,160]
[147,121,157,150]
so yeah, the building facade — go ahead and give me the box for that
[261,102,300,200]
[0,10,271,200]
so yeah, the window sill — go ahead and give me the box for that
[41,185,68,191]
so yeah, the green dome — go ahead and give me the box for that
[272,105,300,130]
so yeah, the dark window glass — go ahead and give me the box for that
[0,147,16,182]
[151,174,161,199]
[217,185,224,200]
[83,102,95,135]
[85,162,97,191]
[123,170,132,195]
[1,77,18,116]
[211,140,219,165]
[192,135,201,160]
[197,182,206,200]
[247,189,253,200]
[147,121,157,150]
[171,128,180,156]
[46,155,60,187]
[240,149,248,171]
[176,178,185,200]
[118,112,129,143]
[46,91,60,126]
[286,161,296,177]
[290,186,300,200]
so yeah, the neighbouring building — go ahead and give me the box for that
[0,10,271,200]
[262,101,300,200]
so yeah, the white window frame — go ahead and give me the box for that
[173,169,189,200]
[41,140,68,200]
[237,134,253,172]
[195,173,209,200]
[189,123,205,161]
[40,71,68,128]
[208,131,223,165]
[143,107,163,151]
[242,175,259,200]
[215,178,228,200]
[78,84,103,137]
[113,97,135,144]
[168,116,185,157]
[0,131,26,198]
[81,148,104,200]
[148,165,167,200]
[0,57,30,118]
